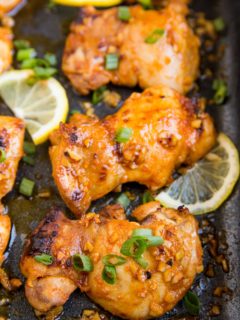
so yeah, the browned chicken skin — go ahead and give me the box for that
[62,1,200,95]
[50,86,216,216]
[0,22,12,74]
[20,202,203,319]
[0,116,25,264]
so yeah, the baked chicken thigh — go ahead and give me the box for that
[0,116,24,264]
[0,23,12,74]
[62,1,200,95]
[20,202,203,319]
[50,86,216,216]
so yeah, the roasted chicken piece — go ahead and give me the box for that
[50,86,216,216]
[20,202,203,319]
[0,116,25,264]
[0,23,12,74]
[62,1,200,95]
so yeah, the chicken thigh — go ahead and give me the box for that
[62,1,200,95]
[0,116,25,264]
[50,86,216,216]
[0,23,12,74]
[20,202,203,319]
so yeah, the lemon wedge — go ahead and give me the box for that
[0,70,68,145]
[156,133,239,215]
[52,0,122,7]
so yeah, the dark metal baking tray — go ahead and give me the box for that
[0,0,239,319]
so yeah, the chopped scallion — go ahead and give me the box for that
[132,228,152,237]
[103,254,127,266]
[17,48,36,62]
[92,86,107,105]
[72,254,93,272]
[116,193,130,209]
[19,177,35,197]
[118,7,131,22]
[134,256,148,269]
[44,53,57,66]
[14,39,30,50]
[120,237,147,258]
[34,253,53,265]
[212,79,228,104]
[105,53,119,71]
[138,0,153,9]
[145,235,164,246]
[183,291,200,316]
[102,265,117,284]
[21,58,49,69]
[213,17,225,32]
[0,148,6,163]
[145,29,165,44]
[115,127,133,143]
[34,66,57,79]
[24,141,36,155]
[23,156,35,166]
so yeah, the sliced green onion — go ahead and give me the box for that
[132,228,152,237]
[17,48,36,62]
[44,53,57,66]
[120,237,147,258]
[24,141,36,155]
[145,235,164,247]
[102,265,117,284]
[138,0,153,9]
[92,86,107,105]
[103,254,127,267]
[212,79,228,104]
[21,58,50,69]
[183,291,200,316]
[116,193,130,209]
[19,178,35,197]
[34,253,53,265]
[142,190,154,204]
[34,66,57,79]
[0,148,6,163]
[134,256,148,269]
[118,6,131,22]
[22,156,35,166]
[145,29,165,44]
[213,17,225,32]
[72,254,93,272]
[115,127,133,143]
[105,53,119,71]
[14,39,30,50]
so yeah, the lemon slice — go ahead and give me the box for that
[156,133,239,215]
[0,70,68,145]
[52,0,122,7]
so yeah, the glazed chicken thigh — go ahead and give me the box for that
[62,0,200,95]
[0,116,24,264]
[20,202,203,319]
[50,86,216,216]
[0,23,12,74]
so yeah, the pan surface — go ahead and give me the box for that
[0,0,240,319]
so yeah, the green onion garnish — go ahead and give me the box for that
[145,235,164,246]
[138,0,153,9]
[72,254,93,272]
[23,156,35,166]
[17,48,36,62]
[19,178,35,197]
[145,29,165,44]
[14,39,30,50]
[105,53,119,71]
[212,79,228,104]
[116,193,130,209]
[103,254,127,267]
[92,86,107,105]
[183,291,200,316]
[24,141,36,155]
[213,17,225,32]
[118,6,131,22]
[134,256,148,269]
[34,253,53,265]
[120,237,147,257]
[0,148,6,163]
[142,190,154,204]
[102,265,117,285]
[21,58,50,69]
[132,228,152,237]
[44,53,57,66]
[34,66,57,79]
[115,127,133,143]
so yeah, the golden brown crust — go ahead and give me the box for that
[20,202,203,319]
[49,86,216,216]
[0,25,12,74]
[62,3,200,95]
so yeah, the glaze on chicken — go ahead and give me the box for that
[0,116,25,264]
[20,202,203,319]
[50,86,216,216]
[0,22,12,74]
[62,1,200,95]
